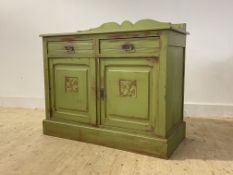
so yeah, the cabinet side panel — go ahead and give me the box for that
[166,46,185,135]
[42,38,51,119]
[168,31,186,47]
[155,32,168,137]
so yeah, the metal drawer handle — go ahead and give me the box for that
[122,43,135,52]
[64,45,75,53]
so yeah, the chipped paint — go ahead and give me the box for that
[60,37,76,42]
[146,57,159,64]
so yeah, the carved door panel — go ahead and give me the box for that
[100,58,159,133]
[49,58,96,124]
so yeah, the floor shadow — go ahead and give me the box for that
[170,117,233,161]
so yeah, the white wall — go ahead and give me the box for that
[0,0,233,117]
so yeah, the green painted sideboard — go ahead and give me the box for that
[40,19,188,158]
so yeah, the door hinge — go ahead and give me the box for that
[100,88,105,99]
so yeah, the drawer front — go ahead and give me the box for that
[100,37,160,56]
[47,40,94,57]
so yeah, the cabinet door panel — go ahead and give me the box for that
[49,58,96,124]
[100,58,159,133]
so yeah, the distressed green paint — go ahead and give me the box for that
[40,19,188,37]
[80,19,187,34]
[43,120,185,158]
[100,58,159,133]
[40,19,188,158]
[166,46,185,135]
[48,58,96,124]
[42,38,51,120]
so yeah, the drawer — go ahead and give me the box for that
[47,40,94,57]
[100,37,160,56]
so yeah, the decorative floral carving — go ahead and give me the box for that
[119,80,137,97]
[65,77,78,93]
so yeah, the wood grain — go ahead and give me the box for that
[0,107,232,175]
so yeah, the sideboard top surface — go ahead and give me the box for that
[40,19,188,37]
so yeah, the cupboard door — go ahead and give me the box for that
[49,58,96,124]
[100,58,159,133]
